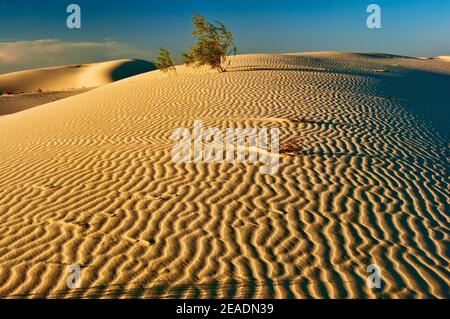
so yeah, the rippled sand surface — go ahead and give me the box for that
[0,52,448,298]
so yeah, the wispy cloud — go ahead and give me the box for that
[0,39,149,73]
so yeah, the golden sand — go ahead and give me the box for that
[0,52,448,298]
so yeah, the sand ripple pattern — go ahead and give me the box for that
[0,53,449,298]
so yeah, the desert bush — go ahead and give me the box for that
[279,139,302,155]
[182,14,236,72]
[289,116,308,123]
[155,48,176,72]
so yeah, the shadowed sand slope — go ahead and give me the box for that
[0,52,448,298]
[0,89,93,116]
[0,59,155,93]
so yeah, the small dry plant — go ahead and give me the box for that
[279,139,302,155]
[289,116,308,123]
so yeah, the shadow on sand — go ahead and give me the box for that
[111,59,156,81]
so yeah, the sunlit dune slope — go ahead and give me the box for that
[0,52,448,298]
[0,59,155,93]
[435,56,450,62]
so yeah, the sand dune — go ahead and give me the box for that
[0,52,448,298]
[0,59,155,93]
[0,59,155,116]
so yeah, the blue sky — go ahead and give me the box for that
[1,0,449,73]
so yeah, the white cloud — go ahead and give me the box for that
[0,39,149,73]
